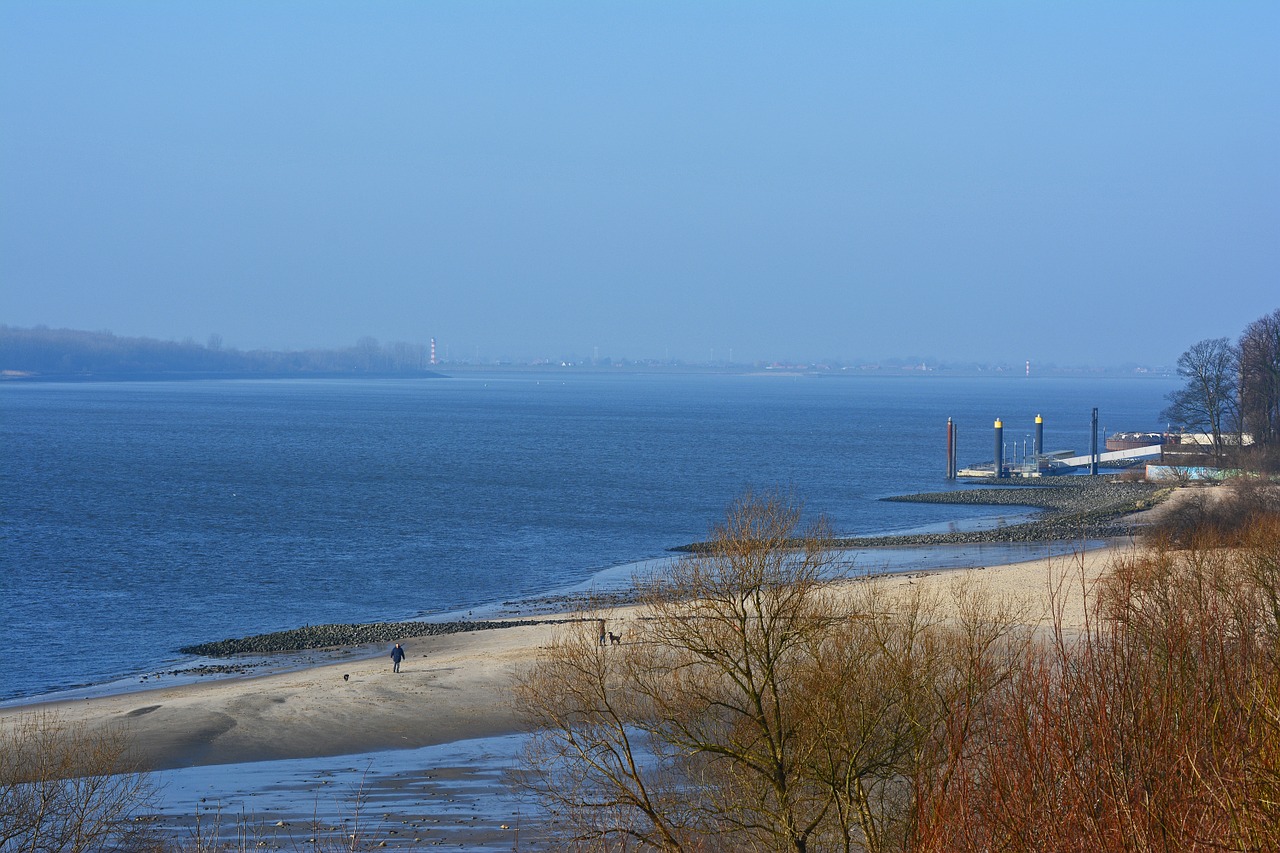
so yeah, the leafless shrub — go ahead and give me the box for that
[515,493,1027,852]
[0,712,157,853]
[1146,478,1280,547]
[912,526,1280,851]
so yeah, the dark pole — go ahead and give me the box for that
[1090,407,1099,475]
[1035,414,1043,457]
[994,418,1004,478]
[946,418,955,480]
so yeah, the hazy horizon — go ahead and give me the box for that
[0,323,1185,370]
[2,3,1276,367]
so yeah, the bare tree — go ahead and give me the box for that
[516,493,839,852]
[1239,308,1280,465]
[515,493,1027,853]
[1161,337,1240,465]
[636,494,840,853]
[0,713,155,853]
[515,603,697,852]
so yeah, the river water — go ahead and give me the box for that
[1,370,1176,702]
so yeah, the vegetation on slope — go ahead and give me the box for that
[0,326,441,379]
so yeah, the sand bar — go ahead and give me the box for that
[0,544,1126,773]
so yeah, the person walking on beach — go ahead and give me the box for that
[390,642,406,673]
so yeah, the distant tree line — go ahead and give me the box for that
[0,326,439,379]
[1162,307,1280,470]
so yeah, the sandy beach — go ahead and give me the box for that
[1,544,1127,773]
[0,618,585,772]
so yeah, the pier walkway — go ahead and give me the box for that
[1054,444,1165,468]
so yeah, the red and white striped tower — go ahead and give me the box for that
[430,338,437,366]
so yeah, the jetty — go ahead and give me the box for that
[949,411,1165,479]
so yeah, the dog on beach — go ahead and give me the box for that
[343,674,349,682]
[608,632,622,645]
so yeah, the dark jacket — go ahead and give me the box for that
[390,645,406,662]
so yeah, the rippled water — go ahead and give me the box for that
[0,370,1176,701]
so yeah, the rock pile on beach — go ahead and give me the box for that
[164,662,268,677]
[500,588,643,616]
[179,618,571,657]
[673,478,1171,552]
[842,478,1169,547]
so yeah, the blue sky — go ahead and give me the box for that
[2,2,1276,365]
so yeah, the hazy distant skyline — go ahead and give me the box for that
[2,3,1276,367]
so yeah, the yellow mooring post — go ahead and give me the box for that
[994,418,1004,478]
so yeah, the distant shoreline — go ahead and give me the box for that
[1,365,1183,382]
[0,369,448,383]
[2,321,1180,385]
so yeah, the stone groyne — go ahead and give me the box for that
[179,618,573,657]
[674,479,1171,552]
[836,479,1168,547]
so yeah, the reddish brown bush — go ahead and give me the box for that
[911,520,1280,852]
[1147,478,1280,547]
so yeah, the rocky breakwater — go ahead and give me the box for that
[672,478,1171,553]
[839,478,1171,548]
[180,618,572,657]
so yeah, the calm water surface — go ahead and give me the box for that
[1,371,1176,701]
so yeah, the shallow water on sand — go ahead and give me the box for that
[150,735,549,851]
